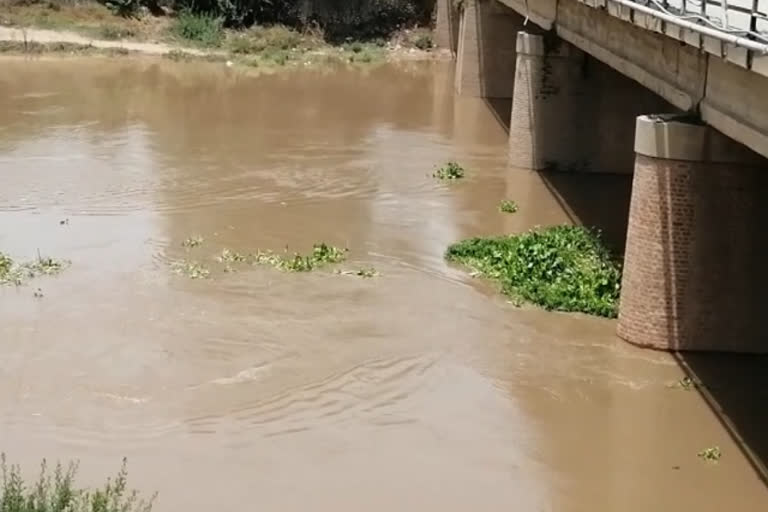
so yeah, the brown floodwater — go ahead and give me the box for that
[0,57,766,511]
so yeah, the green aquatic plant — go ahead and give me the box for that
[433,161,465,180]
[171,260,210,279]
[445,225,621,318]
[697,446,722,462]
[0,454,155,512]
[0,252,69,286]
[498,199,519,214]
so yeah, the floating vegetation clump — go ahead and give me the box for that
[216,248,247,264]
[498,199,519,214]
[0,252,69,286]
[0,454,155,512]
[181,235,204,249]
[433,161,466,180]
[698,446,722,462]
[171,260,210,279]
[445,225,621,318]
[336,267,379,278]
[667,376,698,390]
[252,243,348,272]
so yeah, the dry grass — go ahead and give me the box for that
[0,0,170,41]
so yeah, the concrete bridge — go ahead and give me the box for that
[435,0,768,353]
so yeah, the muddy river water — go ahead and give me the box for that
[0,58,766,511]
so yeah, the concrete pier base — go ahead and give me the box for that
[455,0,524,98]
[618,114,768,353]
[434,0,459,53]
[508,32,587,171]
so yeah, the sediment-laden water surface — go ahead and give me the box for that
[1,58,766,511]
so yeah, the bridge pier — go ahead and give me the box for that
[507,31,673,173]
[434,0,459,53]
[454,0,523,98]
[508,32,589,171]
[618,115,768,353]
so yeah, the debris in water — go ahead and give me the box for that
[697,446,721,462]
[181,235,204,249]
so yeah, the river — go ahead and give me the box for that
[0,57,766,511]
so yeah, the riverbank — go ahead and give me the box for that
[0,3,443,70]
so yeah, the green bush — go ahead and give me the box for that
[171,10,224,46]
[446,225,622,317]
[0,454,155,512]
[171,0,432,36]
[100,0,143,17]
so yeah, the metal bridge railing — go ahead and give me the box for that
[604,0,768,52]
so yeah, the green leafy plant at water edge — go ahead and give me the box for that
[698,446,722,462]
[498,199,518,213]
[0,252,69,286]
[171,10,224,47]
[445,225,621,318]
[433,162,465,180]
[0,454,155,512]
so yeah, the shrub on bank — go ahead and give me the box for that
[96,0,433,39]
[445,226,622,317]
[171,9,223,45]
[0,454,155,512]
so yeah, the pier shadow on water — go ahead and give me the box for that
[535,170,633,256]
[677,352,768,484]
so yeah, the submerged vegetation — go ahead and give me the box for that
[251,243,347,272]
[171,259,210,279]
[433,162,466,180]
[498,199,518,214]
[335,267,380,278]
[0,252,69,286]
[0,455,155,512]
[181,235,204,249]
[445,226,621,318]
[170,242,347,278]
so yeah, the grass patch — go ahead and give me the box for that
[227,25,312,54]
[0,252,69,286]
[170,11,223,47]
[445,225,621,318]
[697,446,722,462]
[98,24,136,40]
[0,40,132,56]
[433,162,465,180]
[498,199,518,214]
[0,454,154,512]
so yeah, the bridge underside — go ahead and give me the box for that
[437,0,768,353]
